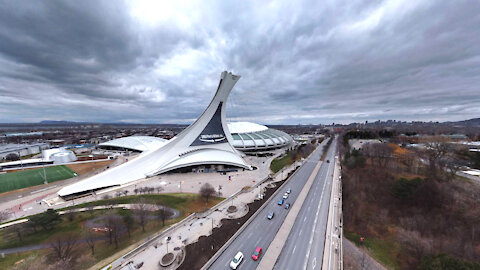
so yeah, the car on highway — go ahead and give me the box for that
[252,246,263,261]
[285,203,291,209]
[230,251,244,269]
[278,198,284,205]
[286,188,291,194]
[283,192,289,199]
[267,211,275,220]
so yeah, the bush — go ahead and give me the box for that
[420,253,480,270]
[391,177,423,199]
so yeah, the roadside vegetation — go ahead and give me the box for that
[0,193,223,270]
[340,131,480,269]
[270,138,321,173]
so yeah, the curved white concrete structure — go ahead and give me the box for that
[58,71,251,198]
[228,122,293,151]
[98,136,167,152]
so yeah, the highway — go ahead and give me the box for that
[274,138,337,270]
[207,139,330,270]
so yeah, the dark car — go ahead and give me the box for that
[285,203,291,209]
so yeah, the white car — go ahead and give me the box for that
[283,193,289,199]
[230,251,244,269]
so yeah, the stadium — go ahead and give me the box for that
[97,123,292,154]
[57,71,293,199]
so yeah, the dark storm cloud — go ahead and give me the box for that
[0,0,479,124]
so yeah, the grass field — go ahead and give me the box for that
[0,194,223,270]
[0,165,77,193]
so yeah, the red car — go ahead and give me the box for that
[252,246,262,261]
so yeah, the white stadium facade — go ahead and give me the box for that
[58,71,292,199]
[97,123,292,154]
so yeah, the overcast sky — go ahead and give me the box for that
[0,0,479,125]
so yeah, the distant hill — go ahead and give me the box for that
[449,118,480,126]
[39,120,82,124]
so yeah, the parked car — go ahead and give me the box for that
[283,193,289,199]
[286,188,291,194]
[267,211,275,220]
[326,159,330,163]
[230,252,244,269]
[278,199,284,205]
[285,203,291,209]
[252,246,263,261]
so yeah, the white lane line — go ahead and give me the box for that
[304,216,307,222]
[312,257,317,269]
[303,146,334,270]
[293,245,297,254]
[299,229,303,236]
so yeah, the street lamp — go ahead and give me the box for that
[165,236,170,253]
[42,164,47,184]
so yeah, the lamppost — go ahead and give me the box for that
[42,164,47,184]
[165,236,170,253]
[18,151,24,170]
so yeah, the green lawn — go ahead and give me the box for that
[345,231,400,270]
[270,153,294,173]
[0,165,77,193]
[0,194,223,270]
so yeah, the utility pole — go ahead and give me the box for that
[43,164,47,184]
[18,151,24,170]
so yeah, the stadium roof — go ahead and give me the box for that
[227,122,268,134]
[98,136,167,152]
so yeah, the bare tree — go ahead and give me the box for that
[0,210,10,223]
[65,209,76,222]
[87,206,95,217]
[7,223,24,242]
[156,204,168,227]
[156,186,164,193]
[105,210,123,249]
[122,211,135,238]
[49,232,78,266]
[133,198,153,232]
[200,183,216,203]
[83,228,96,255]
[423,140,449,179]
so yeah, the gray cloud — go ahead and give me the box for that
[0,0,479,125]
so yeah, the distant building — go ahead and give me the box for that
[0,143,49,161]
[348,139,382,150]
[0,148,77,170]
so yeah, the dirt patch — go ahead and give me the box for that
[161,252,175,266]
[178,175,293,270]
[66,160,113,175]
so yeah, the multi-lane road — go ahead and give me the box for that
[275,139,337,270]
[208,138,337,270]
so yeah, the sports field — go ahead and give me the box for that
[0,165,77,193]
